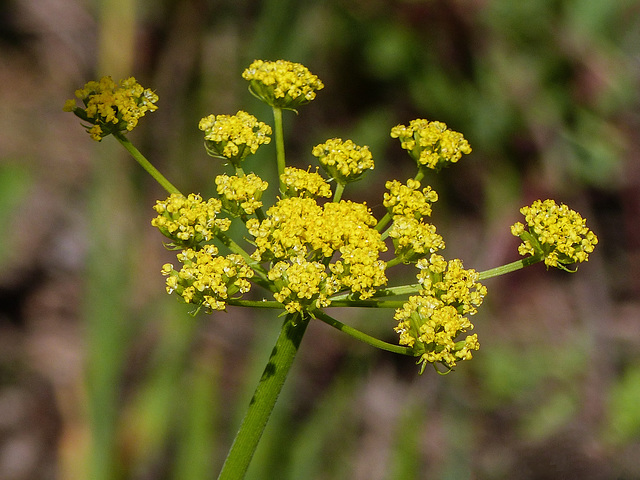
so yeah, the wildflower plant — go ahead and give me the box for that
[66,60,598,479]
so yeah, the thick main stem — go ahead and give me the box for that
[217,313,310,480]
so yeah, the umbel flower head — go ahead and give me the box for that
[280,167,332,199]
[199,111,272,166]
[215,173,269,217]
[242,59,324,110]
[63,76,158,141]
[394,254,486,373]
[161,245,254,312]
[246,197,388,311]
[387,216,445,263]
[151,193,231,250]
[391,119,471,171]
[384,179,438,219]
[511,199,598,270]
[312,138,374,185]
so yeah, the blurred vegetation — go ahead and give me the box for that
[1,0,639,479]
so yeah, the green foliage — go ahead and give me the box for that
[606,363,640,444]
[0,164,31,264]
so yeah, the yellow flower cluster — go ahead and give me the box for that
[215,173,269,216]
[151,193,231,249]
[68,59,604,378]
[280,167,332,198]
[416,255,487,315]
[511,199,598,269]
[161,245,254,312]
[247,197,387,310]
[242,59,324,109]
[268,258,338,313]
[198,111,271,163]
[388,216,445,263]
[384,179,438,218]
[63,76,158,141]
[384,179,444,263]
[312,138,374,185]
[390,119,471,171]
[394,254,486,373]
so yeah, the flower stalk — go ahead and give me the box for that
[478,255,543,280]
[272,107,287,194]
[217,313,309,480]
[313,310,411,355]
[114,132,181,195]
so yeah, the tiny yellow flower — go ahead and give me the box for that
[242,59,324,110]
[312,138,374,185]
[384,179,438,218]
[388,216,445,263]
[64,76,158,141]
[162,246,254,312]
[151,193,231,249]
[247,197,387,301]
[394,295,479,374]
[280,167,332,198]
[511,199,598,270]
[395,254,486,373]
[199,111,271,165]
[215,173,269,216]
[391,119,471,171]
[268,258,337,313]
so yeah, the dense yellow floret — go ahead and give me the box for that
[384,179,438,218]
[394,254,486,373]
[246,197,388,307]
[215,173,268,216]
[161,246,254,312]
[391,119,471,170]
[199,111,271,163]
[268,258,338,313]
[387,216,445,263]
[151,193,231,249]
[280,167,332,198]
[242,59,324,109]
[312,138,374,185]
[64,76,158,141]
[511,199,598,269]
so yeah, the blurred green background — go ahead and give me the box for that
[1,0,639,478]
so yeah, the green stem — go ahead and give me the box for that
[477,255,543,280]
[313,310,412,355]
[327,299,408,309]
[386,256,405,268]
[328,283,422,302]
[272,107,286,194]
[114,132,181,195]
[375,212,393,232]
[112,134,272,291]
[333,182,345,202]
[217,313,310,480]
[226,299,284,309]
